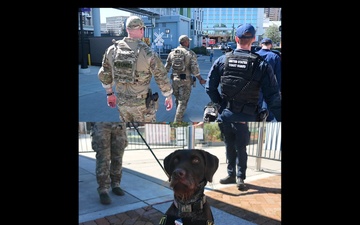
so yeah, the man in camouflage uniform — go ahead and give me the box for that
[165,35,206,122]
[98,15,173,122]
[90,122,128,205]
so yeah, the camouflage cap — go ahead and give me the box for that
[179,35,192,43]
[126,16,145,30]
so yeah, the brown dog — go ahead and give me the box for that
[159,149,219,225]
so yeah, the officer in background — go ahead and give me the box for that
[165,35,206,122]
[256,37,282,122]
[205,23,281,122]
[90,122,128,205]
[98,15,173,122]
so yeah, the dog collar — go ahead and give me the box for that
[173,195,207,213]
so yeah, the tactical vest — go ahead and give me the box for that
[220,51,263,115]
[112,39,141,84]
[171,48,186,73]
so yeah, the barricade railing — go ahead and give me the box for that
[79,122,281,163]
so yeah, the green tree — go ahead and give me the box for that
[213,23,227,35]
[204,123,222,142]
[263,25,281,44]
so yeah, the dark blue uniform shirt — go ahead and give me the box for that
[256,48,282,121]
[256,49,281,90]
[205,49,281,122]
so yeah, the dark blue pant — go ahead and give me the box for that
[219,122,250,180]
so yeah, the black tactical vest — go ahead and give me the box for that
[220,50,263,114]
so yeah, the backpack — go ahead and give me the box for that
[112,39,141,83]
[171,48,186,72]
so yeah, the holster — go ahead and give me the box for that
[179,74,186,80]
[145,89,159,109]
[257,108,269,122]
[191,76,196,87]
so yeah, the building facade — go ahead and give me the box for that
[79,8,280,48]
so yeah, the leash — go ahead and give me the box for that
[130,122,170,179]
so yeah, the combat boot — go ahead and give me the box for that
[99,192,111,205]
[112,187,125,196]
[219,176,236,184]
[237,178,246,191]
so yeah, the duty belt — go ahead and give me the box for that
[118,93,147,99]
[172,73,190,77]
[227,100,258,115]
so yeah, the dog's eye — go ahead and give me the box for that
[192,157,200,164]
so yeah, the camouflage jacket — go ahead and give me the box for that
[164,45,201,78]
[98,37,173,98]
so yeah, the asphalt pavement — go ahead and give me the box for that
[79,49,224,122]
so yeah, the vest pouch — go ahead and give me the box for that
[227,101,257,115]
[242,104,258,115]
[179,74,186,80]
[228,102,243,113]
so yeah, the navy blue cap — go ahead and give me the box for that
[236,24,256,39]
[261,38,272,44]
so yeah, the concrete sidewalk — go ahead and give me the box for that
[79,146,281,224]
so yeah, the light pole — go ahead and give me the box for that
[79,8,88,69]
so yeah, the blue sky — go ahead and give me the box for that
[100,8,130,23]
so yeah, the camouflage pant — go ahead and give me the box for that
[116,94,157,122]
[172,78,192,122]
[91,122,128,194]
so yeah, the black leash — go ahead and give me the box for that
[130,122,170,179]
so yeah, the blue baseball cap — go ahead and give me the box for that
[236,24,256,39]
[261,38,272,44]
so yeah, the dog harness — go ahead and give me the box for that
[158,180,215,225]
[173,195,207,213]
[158,215,215,225]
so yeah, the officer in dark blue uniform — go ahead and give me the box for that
[256,37,282,122]
[205,24,281,122]
[204,24,281,191]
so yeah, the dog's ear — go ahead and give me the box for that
[163,151,175,182]
[200,150,219,183]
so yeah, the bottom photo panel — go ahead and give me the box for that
[79,122,281,225]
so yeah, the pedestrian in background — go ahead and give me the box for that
[165,35,206,122]
[90,122,128,205]
[209,45,214,63]
[98,15,173,122]
[256,37,281,122]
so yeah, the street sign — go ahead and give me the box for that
[154,32,164,46]
[156,41,163,47]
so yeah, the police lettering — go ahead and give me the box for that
[228,58,248,69]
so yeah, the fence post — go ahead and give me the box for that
[188,124,195,149]
[255,121,266,171]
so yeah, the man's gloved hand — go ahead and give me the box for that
[165,95,173,111]
[107,94,116,108]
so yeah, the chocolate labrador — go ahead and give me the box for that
[159,149,219,225]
